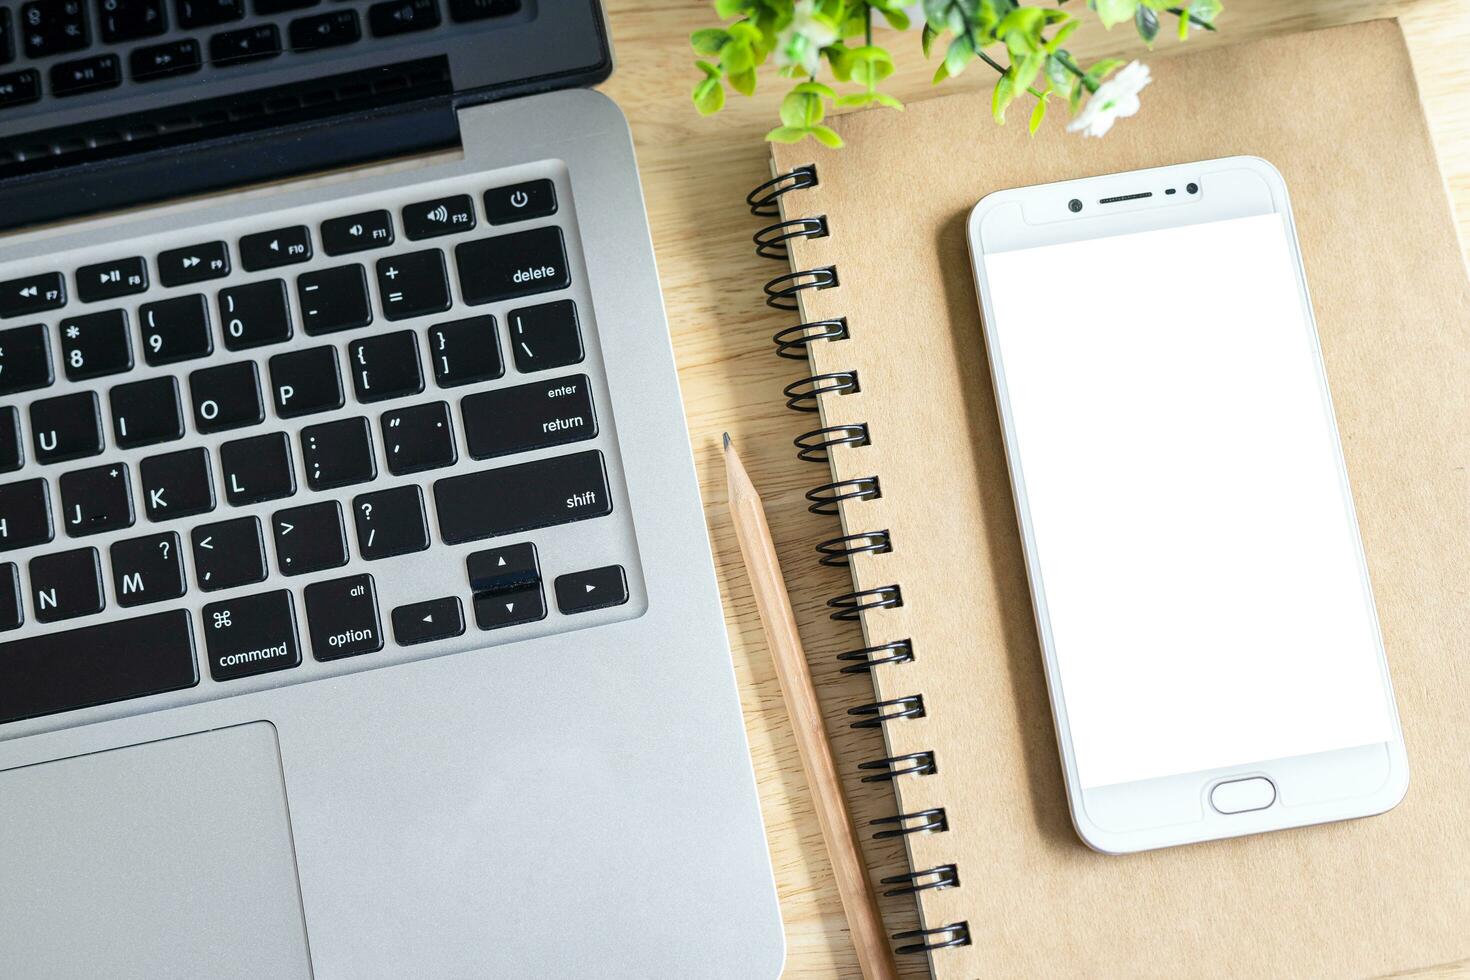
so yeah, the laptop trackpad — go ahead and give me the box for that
[0,722,311,979]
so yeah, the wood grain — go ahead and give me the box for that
[596,2,1470,977]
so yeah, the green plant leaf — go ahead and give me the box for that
[1029,95,1048,135]
[728,67,757,96]
[848,45,896,86]
[825,44,854,82]
[1093,0,1139,29]
[1046,18,1080,52]
[692,75,725,115]
[1189,0,1223,21]
[992,72,1016,123]
[1134,5,1159,44]
[880,6,910,30]
[872,91,904,109]
[691,28,729,56]
[1045,53,1073,89]
[765,125,809,143]
[714,0,745,18]
[943,35,974,79]
[810,124,844,148]
[921,22,938,57]
[1084,57,1125,87]
[1069,75,1085,111]
[1012,51,1045,93]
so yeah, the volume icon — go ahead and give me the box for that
[427,205,450,224]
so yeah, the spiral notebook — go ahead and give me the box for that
[747,19,1470,978]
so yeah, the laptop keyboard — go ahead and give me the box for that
[0,0,520,110]
[0,164,645,730]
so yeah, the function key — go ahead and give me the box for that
[239,226,312,272]
[403,194,475,241]
[21,0,89,59]
[131,38,201,80]
[202,589,300,682]
[0,323,54,395]
[321,210,393,256]
[508,299,583,373]
[59,309,133,381]
[157,241,230,287]
[0,272,66,319]
[30,391,104,465]
[50,54,121,96]
[391,596,463,646]
[449,0,519,22]
[484,179,557,226]
[175,0,243,29]
[253,0,318,12]
[0,70,39,110]
[98,0,167,44]
[210,23,281,65]
[555,565,629,615]
[369,0,440,37]
[140,294,213,365]
[289,8,358,50]
[76,256,148,303]
[455,226,570,306]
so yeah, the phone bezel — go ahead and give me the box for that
[965,156,1409,854]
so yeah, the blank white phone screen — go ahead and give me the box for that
[984,212,1393,789]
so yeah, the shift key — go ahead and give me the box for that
[462,374,597,460]
[434,450,611,545]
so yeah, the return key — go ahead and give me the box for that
[462,373,598,460]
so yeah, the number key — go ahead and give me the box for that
[219,279,292,350]
[110,531,185,608]
[21,0,89,59]
[60,309,133,381]
[140,294,213,365]
[98,0,167,43]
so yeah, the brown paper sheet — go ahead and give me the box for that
[771,19,1470,979]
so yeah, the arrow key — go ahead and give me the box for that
[391,596,464,646]
[555,565,629,615]
[466,542,537,594]
[473,584,545,631]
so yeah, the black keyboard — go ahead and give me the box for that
[0,171,642,729]
[0,0,521,110]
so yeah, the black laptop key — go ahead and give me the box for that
[254,0,317,12]
[59,462,133,537]
[99,0,166,42]
[239,226,311,272]
[141,447,214,521]
[0,11,13,66]
[140,294,213,364]
[462,373,595,460]
[192,515,265,591]
[434,450,611,544]
[59,309,132,381]
[403,194,475,240]
[190,360,263,433]
[555,565,629,615]
[508,300,583,373]
[31,391,104,464]
[352,484,428,560]
[375,249,450,321]
[301,416,375,491]
[369,0,439,36]
[77,258,147,303]
[130,38,201,79]
[449,0,518,23]
[272,500,346,576]
[455,226,570,306]
[110,375,184,448]
[382,400,454,475]
[210,23,281,64]
[428,315,502,388]
[466,541,537,593]
[157,241,229,286]
[0,609,197,725]
[203,589,300,681]
[0,479,52,553]
[321,210,393,256]
[30,547,103,623]
[0,323,53,394]
[21,0,89,58]
[176,0,243,29]
[0,564,20,632]
[349,329,422,402]
[0,272,65,318]
[221,432,295,506]
[0,70,40,109]
[269,346,342,419]
[289,8,357,50]
[391,596,462,646]
[306,573,381,661]
[51,53,121,95]
[298,264,371,335]
[219,279,292,349]
[473,584,544,631]
[110,530,185,607]
[484,178,556,225]
[0,408,20,473]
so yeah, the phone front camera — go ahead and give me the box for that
[1068,198,1083,213]
[1186,182,1200,194]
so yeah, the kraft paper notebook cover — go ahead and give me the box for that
[753,19,1470,978]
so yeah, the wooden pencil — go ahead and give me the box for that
[723,433,899,980]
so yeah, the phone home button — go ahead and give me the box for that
[1210,776,1277,814]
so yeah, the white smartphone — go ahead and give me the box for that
[966,157,1408,854]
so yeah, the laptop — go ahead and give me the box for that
[0,2,785,976]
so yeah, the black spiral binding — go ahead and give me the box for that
[750,165,969,958]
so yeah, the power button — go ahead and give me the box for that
[484,179,558,226]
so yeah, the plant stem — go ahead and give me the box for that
[1166,6,1217,30]
[1052,50,1099,92]
[865,5,872,47]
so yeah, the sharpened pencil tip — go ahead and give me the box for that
[723,431,732,450]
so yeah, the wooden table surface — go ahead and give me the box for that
[596,1,1470,976]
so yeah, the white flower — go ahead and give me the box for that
[1067,60,1152,138]
[775,0,839,77]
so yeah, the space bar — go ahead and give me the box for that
[0,610,198,725]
